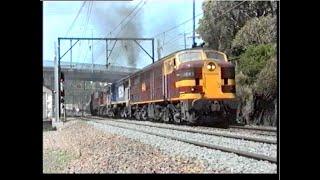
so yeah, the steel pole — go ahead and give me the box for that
[58,38,61,118]
[192,0,196,47]
[152,39,154,63]
[54,42,60,124]
[70,39,72,69]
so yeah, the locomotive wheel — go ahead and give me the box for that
[161,107,170,122]
[134,110,141,120]
[185,111,198,124]
[173,112,181,124]
[141,109,148,120]
[120,109,126,118]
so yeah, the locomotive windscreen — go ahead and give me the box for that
[205,51,226,61]
[179,52,202,63]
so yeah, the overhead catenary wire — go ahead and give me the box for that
[109,0,144,36]
[157,1,247,56]
[65,1,87,37]
[152,12,203,38]
[114,0,147,38]
[76,1,93,63]
[95,0,147,65]
[90,0,146,64]
[152,0,246,39]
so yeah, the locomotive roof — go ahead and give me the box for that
[112,47,225,84]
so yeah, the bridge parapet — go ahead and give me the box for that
[43,60,140,73]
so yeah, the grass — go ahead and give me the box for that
[43,149,76,173]
[43,124,57,132]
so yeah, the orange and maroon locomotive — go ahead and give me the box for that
[90,47,237,128]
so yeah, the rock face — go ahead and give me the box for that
[43,120,206,173]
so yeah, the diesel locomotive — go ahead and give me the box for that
[90,47,237,128]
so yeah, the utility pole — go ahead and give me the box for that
[54,42,60,125]
[157,39,162,60]
[192,0,196,48]
[91,29,93,73]
[82,80,85,116]
[70,39,72,69]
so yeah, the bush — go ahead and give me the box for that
[238,44,276,84]
[254,57,277,101]
[232,15,277,51]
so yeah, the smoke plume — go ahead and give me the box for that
[93,2,142,68]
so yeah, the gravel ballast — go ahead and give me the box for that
[43,120,207,173]
[87,120,277,173]
[93,120,277,158]
[115,119,277,142]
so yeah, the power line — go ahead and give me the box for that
[114,0,147,38]
[83,1,93,38]
[152,0,246,39]
[95,0,147,66]
[110,1,147,65]
[65,1,87,37]
[157,0,247,56]
[90,1,145,64]
[77,1,93,63]
[161,30,193,48]
[109,0,144,36]
[152,12,203,38]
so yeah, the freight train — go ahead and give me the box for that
[90,47,237,128]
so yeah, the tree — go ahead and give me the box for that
[254,57,277,101]
[251,57,277,125]
[237,44,276,84]
[235,72,253,124]
[197,0,277,55]
[232,15,277,51]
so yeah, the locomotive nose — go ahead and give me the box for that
[201,61,236,99]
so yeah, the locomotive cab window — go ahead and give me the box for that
[205,51,226,61]
[179,52,202,63]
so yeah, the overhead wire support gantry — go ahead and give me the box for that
[57,37,155,68]
[57,37,154,118]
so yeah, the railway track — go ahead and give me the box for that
[229,125,277,132]
[80,116,277,163]
[84,116,276,144]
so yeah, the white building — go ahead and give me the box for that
[43,86,53,121]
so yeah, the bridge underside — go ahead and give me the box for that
[43,67,136,90]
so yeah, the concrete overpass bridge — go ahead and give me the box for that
[43,60,140,90]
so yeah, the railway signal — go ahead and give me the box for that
[60,72,66,121]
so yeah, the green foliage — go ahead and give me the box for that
[197,0,277,55]
[236,72,253,103]
[232,15,277,51]
[254,57,277,101]
[238,44,276,84]
[197,1,278,126]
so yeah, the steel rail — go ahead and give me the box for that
[229,125,277,132]
[85,116,276,144]
[86,118,277,164]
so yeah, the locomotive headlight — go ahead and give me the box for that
[207,62,216,71]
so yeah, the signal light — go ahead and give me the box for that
[60,72,65,82]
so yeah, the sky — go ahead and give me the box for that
[43,0,205,69]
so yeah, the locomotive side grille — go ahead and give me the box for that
[221,66,235,79]
[220,66,236,93]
